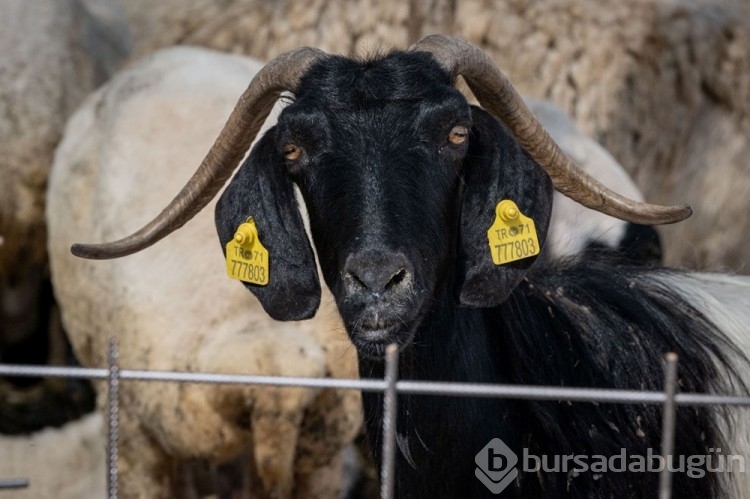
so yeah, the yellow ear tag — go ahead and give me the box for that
[487,200,540,265]
[225,218,269,285]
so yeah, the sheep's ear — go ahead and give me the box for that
[456,106,553,307]
[215,128,320,321]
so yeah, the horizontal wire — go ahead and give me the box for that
[3,363,750,406]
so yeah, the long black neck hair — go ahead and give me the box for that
[359,254,745,498]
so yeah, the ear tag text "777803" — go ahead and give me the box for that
[487,200,540,265]
[225,218,269,285]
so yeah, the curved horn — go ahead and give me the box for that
[410,35,691,225]
[72,47,328,259]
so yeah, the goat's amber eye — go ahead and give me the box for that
[448,125,468,145]
[283,144,302,161]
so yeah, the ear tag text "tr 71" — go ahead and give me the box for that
[487,200,540,265]
[225,218,269,285]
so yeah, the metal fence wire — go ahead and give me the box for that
[3,338,750,499]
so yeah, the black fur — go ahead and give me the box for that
[582,223,663,265]
[360,257,742,498]
[457,109,553,307]
[215,50,745,498]
[617,223,663,264]
[216,131,321,321]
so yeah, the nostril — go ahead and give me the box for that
[348,271,368,291]
[385,268,408,290]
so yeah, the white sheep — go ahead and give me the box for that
[47,46,361,499]
[0,413,105,499]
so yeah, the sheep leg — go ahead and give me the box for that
[251,387,306,499]
[292,451,343,499]
[117,408,183,499]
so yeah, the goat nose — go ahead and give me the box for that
[344,250,413,296]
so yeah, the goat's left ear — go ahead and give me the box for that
[215,127,321,321]
[456,106,553,307]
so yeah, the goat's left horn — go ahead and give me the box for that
[410,34,691,225]
[71,47,328,260]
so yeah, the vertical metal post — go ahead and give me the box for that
[658,352,679,499]
[381,344,400,499]
[107,337,120,499]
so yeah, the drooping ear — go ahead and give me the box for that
[457,106,554,307]
[215,127,320,321]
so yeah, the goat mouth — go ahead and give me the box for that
[349,321,417,360]
[339,292,428,359]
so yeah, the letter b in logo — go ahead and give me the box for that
[475,438,519,494]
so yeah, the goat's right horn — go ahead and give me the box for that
[410,34,692,226]
[71,47,328,260]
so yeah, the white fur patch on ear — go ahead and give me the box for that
[294,172,329,301]
[293,183,317,268]
[294,185,312,241]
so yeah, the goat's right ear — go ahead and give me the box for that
[456,107,554,307]
[215,128,320,321]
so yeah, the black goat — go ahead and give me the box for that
[73,36,750,498]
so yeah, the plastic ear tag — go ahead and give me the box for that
[225,218,269,285]
[487,200,540,265]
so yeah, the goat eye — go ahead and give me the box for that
[283,143,302,161]
[448,125,468,145]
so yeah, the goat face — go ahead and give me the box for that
[71,36,688,359]
[216,52,554,358]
